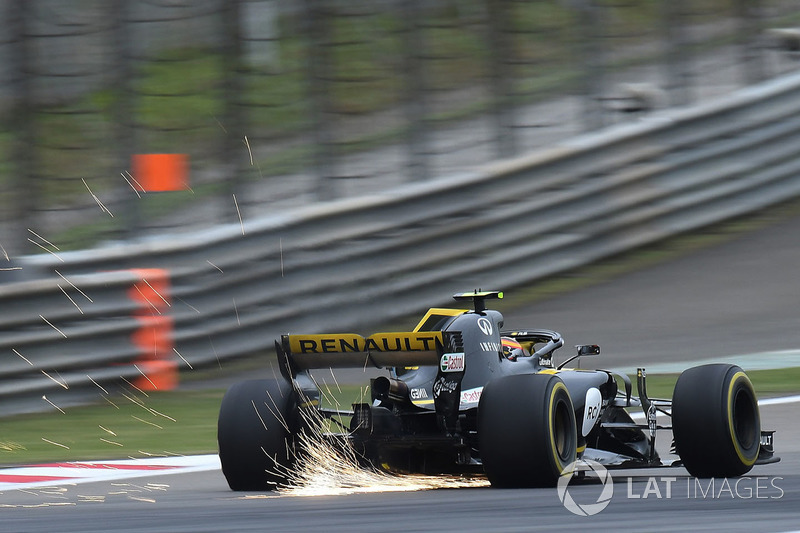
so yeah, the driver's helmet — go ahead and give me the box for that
[501,337,529,361]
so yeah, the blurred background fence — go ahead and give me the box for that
[1,0,800,257]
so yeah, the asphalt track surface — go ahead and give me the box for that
[502,209,800,370]
[2,450,798,532]
[4,210,800,532]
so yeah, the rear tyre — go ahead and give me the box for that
[672,364,760,478]
[217,379,298,490]
[478,373,577,487]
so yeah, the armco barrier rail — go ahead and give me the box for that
[5,70,800,414]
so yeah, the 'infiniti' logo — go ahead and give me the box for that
[477,317,493,336]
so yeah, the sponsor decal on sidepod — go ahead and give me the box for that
[440,353,465,372]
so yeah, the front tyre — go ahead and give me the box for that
[478,373,577,487]
[217,379,298,490]
[672,364,760,478]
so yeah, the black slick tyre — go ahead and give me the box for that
[672,364,760,478]
[217,379,297,490]
[478,373,577,487]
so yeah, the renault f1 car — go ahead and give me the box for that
[217,290,778,490]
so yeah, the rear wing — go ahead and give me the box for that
[277,331,447,378]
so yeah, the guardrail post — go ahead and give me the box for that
[7,0,36,256]
[661,0,692,107]
[486,0,517,158]
[304,0,337,200]
[734,0,765,85]
[402,0,429,182]
[220,0,246,220]
[572,0,606,131]
[111,0,141,241]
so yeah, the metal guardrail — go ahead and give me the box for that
[5,70,800,414]
[0,269,175,414]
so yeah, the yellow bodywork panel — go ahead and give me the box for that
[413,308,467,332]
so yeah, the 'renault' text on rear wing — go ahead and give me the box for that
[276,331,447,377]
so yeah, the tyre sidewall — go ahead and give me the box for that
[672,364,760,478]
[478,373,577,487]
[217,379,298,490]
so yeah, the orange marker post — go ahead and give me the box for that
[127,268,178,391]
[131,153,189,192]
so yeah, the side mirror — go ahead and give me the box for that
[557,344,600,369]
[576,344,600,357]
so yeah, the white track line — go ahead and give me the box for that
[758,394,800,406]
[629,395,800,421]
[614,349,800,375]
[0,454,220,491]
